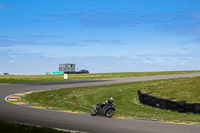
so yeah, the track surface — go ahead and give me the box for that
[1,73,200,133]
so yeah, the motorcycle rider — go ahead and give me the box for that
[100,97,115,109]
[107,97,114,104]
[91,97,116,117]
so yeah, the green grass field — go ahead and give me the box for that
[21,76,200,124]
[144,76,200,103]
[1,70,200,83]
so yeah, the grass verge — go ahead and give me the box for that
[21,76,200,124]
[1,70,200,83]
[144,76,200,103]
[0,120,72,133]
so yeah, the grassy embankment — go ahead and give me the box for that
[22,76,200,124]
[0,120,72,133]
[1,70,200,83]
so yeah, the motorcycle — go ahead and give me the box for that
[91,101,116,118]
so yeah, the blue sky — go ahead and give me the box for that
[0,0,200,74]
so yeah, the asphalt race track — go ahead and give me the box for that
[1,73,200,133]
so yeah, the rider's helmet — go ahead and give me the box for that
[109,97,114,103]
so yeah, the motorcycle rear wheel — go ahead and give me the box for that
[106,109,114,118]
[91,109,98,116]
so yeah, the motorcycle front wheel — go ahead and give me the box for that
[91,109,98,116]
[106,109,115,118]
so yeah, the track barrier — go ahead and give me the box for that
[138,89,200,114]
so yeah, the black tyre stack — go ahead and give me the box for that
[170,100,178,112]
[177,101,187,113]
[185,103,194,113]
[194,103,200,114]
[138,89,200,115]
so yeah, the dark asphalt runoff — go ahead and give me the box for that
[1,73,200,133]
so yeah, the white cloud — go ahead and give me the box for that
[9,60,15,64]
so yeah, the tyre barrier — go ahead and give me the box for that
[138,89,200,114]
